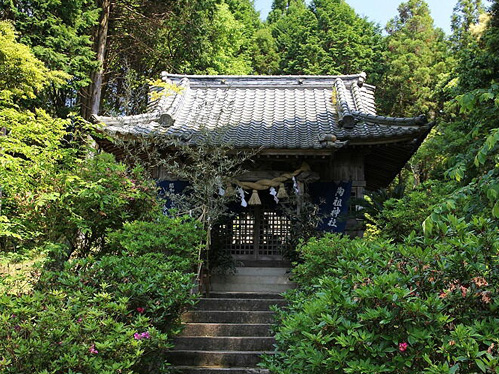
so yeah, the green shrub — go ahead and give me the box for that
[264,231,499,373]
[0,288,170,373]
[4,152,158,256]
[106,214,204,258]
[1,252,197,373]
[365,181,450,241]
[1,213,204,373]
[44,152,158,256]
[39,253,198,332]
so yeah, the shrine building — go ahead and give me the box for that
[93,73,431,266]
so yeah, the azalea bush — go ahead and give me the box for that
[1,212,203,373]
[1,254,199,373]
[263,230,499,373]
[0,288,169,373]
[39,253,198,332]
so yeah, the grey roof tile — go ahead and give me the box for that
[93,73,430,149]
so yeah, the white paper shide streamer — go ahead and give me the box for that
[237,187,248,207]
[292,176,299,194]
[269,186,279,203]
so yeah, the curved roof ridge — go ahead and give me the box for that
[160,77,190,123]
[351,111,428,127]
[92,112,159,126]
[334,78,355,129]
[161,72,367,80]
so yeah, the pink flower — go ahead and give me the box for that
[399,342,408,352]
[460,286,468,297]
[77,318,83,323]
[472,276,488,287]
[89,344,98,354]
[487,343,495,354]
[134,331,151,340]
[136,307,145,313]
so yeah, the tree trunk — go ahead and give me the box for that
[81,0,111,119]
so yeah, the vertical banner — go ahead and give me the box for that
[157,180,189,211]
[309,181,352,233]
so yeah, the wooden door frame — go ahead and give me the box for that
[215,204,291,263]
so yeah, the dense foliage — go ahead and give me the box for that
[0,0,99,116]
[2,0,499,372]
[265,232,498,373]
[0,20,204,372]
[264,1,499,373]
[379,0,451,117]
[268,0,385,80]
[1,221,202,373]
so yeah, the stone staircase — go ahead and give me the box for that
[167,267,293,373]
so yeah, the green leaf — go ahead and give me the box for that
[480,92,494,102]
[422,217,433,235]
[475,358,487,373]
[492,201,499,219]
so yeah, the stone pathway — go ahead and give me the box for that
[167,267,293,373]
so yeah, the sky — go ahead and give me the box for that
[252,0,482,35]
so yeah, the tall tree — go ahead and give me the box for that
[417,0,499,226]
[0,21,71,247]
[2,0,273,116]
[450,0,486,51]
[100,0,219,115]
[80,0,110,120]
[199,2,253,75]
[269,0,324,74]
[99,0,263,115]
[311,0,385,78]
[379,0,450,118]
[268,0,385,79]
[0,22,68,104]
[224,0,279,74]
[0,0,100,117]
[249,27,280,74]
[453,0,496,92]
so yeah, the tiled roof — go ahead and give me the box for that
[93,73,430,150]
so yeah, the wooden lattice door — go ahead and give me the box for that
[217,205,291,262]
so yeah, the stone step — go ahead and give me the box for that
[238,260,291,268]
[207,292,284,299]
[183,311,275,324]
[181,323,273,337]
[211,274,293,285]
[170,272,289,373]
[167,350,271,367]
[233,267,291,276]
[173,336,275,351]
[209,282,292,294]
[196,298,286,311]
[173,367,269,374]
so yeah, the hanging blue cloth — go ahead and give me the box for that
[309,181,352,233]
[157,180,189,210]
